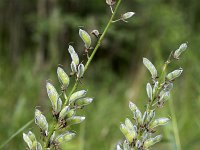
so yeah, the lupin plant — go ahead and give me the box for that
[22,0,135,149]
[117,43,188,150]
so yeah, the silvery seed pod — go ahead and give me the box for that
[56,98,62,114]
[166,68,183,81]
[46,82,59,112]
[129,101,138,113]
[27,131,36,142]
[142,111,147,124]
[153,81,159,94]
[66,116,85,126]
[135,109,142,125]
[125,118,137,139]
[36,142,42,150]
[116,144,123,150]
[35,109,48,135]
[143,58,158,79]
[68,45,79,65]
[146,83,153,101]
[77,63,85,78]
[57,67,70,88]
[173,43,187,59]
[65,109,76,118]
[159,91,170,102]
[146,110,155,124]
[75,97,93,107]
[23,133,33,149]
[55,132,76,143]
[79,29,91,49]
[141,131,149,142]
[71,61,77,73]
[69,90,87,104]
[59,106,70,120]
[120,123,134,143]
[106,0,116,6]
[163,83,173,92]
[149,118,170,129]
[122,12,135,20]
[143,135,162,149]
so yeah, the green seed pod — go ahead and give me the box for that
[149,118,170,129]
[135,109,142,125]
[142,111,147,124]
[69,90,87,104]
[75,97,93,107]
[125,118,137,139]
[36,142,42,150]
[146,83,153,101]
[144,135,162,149]
[79,29,91,49]
[143,58,158,79]
[120,123,134,143]
[35,109,48,135]
[59,106,70,120]
[23,133,33,149]
[57,67,70,88]
[27,131,36,143]
[46,82,59,112]
[65,109,76,118]
[50,131,55,144]
[122,12,135,20]
[77,63,85,78]
[56,98,62,114]
[153,81,159,94]
[55,132,76,143]
[68,45,79,65]
[146,110,155,124]
[71,61,77,73]
[166,68,183,81]
[159,91,170,102]
[66,116,85,126]
[123,140,130,150]
[129,101,138,113]
[174,43,187,59]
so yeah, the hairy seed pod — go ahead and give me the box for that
[149,118,170,129]
[77,63,85,78]
[59,106,70,120]
[122,12,135,20]
[166,68,183,81]
[66,116,85,126]
[75,97,93,107]
[174,43,187,59]
[27,131,36,142]
[57,67,70,88]
[146,83,153,101]
[153,81,159,94]
[79,29,91,49]
[71,61,77,73]
[55,132,76,143]
[142,111,147,124]
[129,101,138,113]
[144,135,162,149]
[120,123,134,143]
[68,45,79,65]
[69,90,87,104]
[143,57,158,79]
[125,118,137,139]
[35,109,48,135]
[65,109,76,118]
[135,109,143,125]
[146,110,155,124]
[23,133,33,149]
[56,98,62,113]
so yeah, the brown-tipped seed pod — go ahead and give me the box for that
[143,57,158,79]
[55,132,76,143]
[57,67,70,88]
[77,63,85,78]
[144,135,162,149]
[69,90,87,104]
[66,116,85,126]
[166,68,183,81]
[79,29,91,49]
[149,118,170,129]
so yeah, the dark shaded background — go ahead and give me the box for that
[0,0,200,149]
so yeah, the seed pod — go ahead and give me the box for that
[146,83,153,101]
[23,133,33,149]
[143,58,158,79]
[65,109,76,118]
[123,140,130,150]
[57,67,69,88]
[116,145,123,150]
[146,110,155,124]
[77,63,85,78]
[129,101,138,113]
[149,118,170,129]
[120,123,134,143]
[66,116,85,126]
[144,135,162,149]
[36,142,42,150]
[59,106,70,120]
[159,91,170,102]
[56,98,62,113]
[27,131,36,142]
[46,82,59,112]
[35,109,48,135]
[69,90,87,104]
[134,109,142,125]
[55,132,76,143]
[153,81,159,94]
[106,0,116,6]
[163,83,173,92]
[79,29,91,49]
[142,111,147,124]
[71,61,77,73]
[122,12,135,20]
[50,131,55,144]
[75,97,93,107]
[125,118,137,139]
[174,43,187,59]
[166,68,183,81]
[68,45,79,65]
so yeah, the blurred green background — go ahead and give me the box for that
[0,0,200,149]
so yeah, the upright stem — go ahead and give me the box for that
[46,0,122,148]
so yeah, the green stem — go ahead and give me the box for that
[46,0,122,148]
